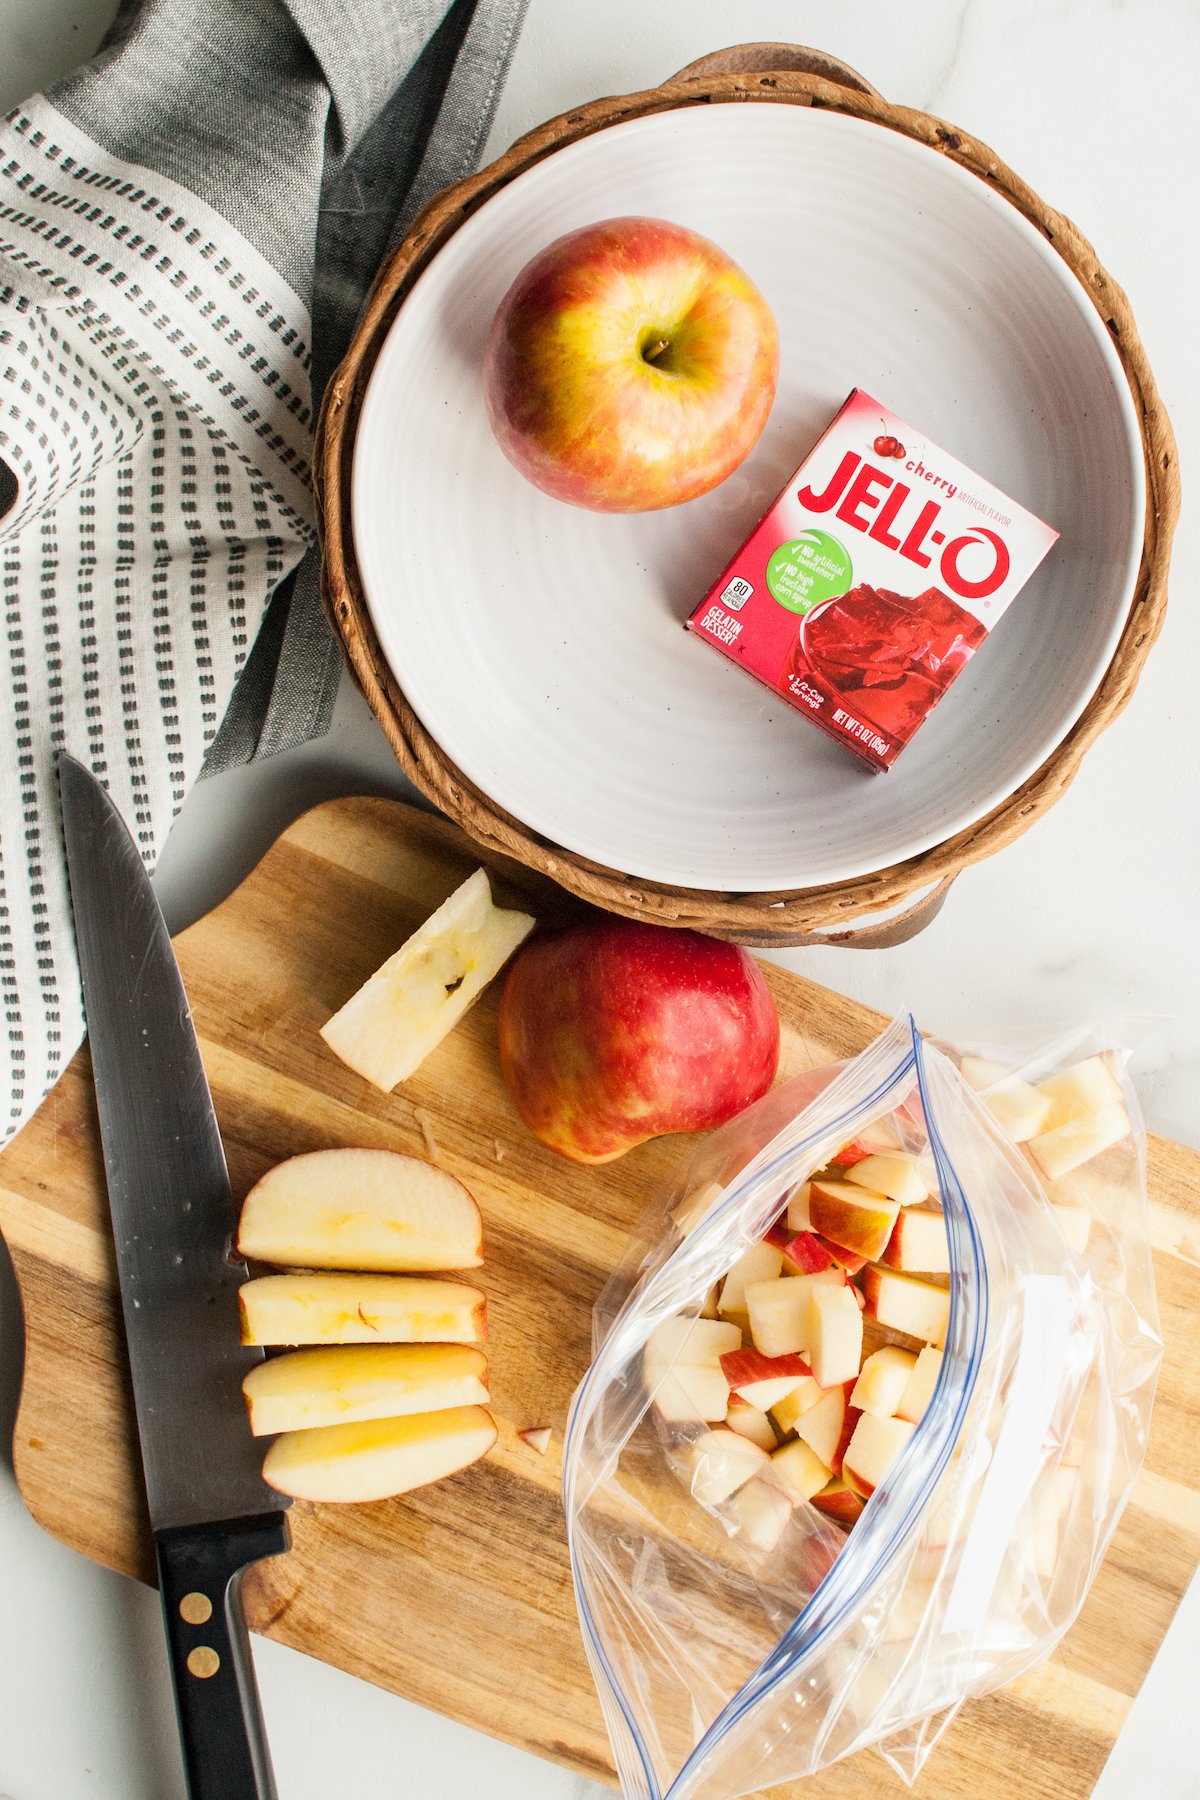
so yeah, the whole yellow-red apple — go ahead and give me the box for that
[497,918,780,1163]
[483,216,779,511]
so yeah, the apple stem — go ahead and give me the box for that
[642,337,671,365]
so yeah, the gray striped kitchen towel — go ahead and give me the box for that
[0,0,528,1143]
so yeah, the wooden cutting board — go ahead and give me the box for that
[2,796,1198,1798]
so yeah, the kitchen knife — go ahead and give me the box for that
[58,752,291,1800]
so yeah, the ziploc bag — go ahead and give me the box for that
[563,1016,1161,1795]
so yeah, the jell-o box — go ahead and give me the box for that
[687,390,1059,770]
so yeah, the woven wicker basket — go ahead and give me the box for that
[316,43,1178,947]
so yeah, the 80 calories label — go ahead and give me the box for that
[687,389,1060,771]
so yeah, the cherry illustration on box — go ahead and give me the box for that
[688,390,1059,770]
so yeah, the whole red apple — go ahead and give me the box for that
[497,918,780,1163]
[483,216,779,512]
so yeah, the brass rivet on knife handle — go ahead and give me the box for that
[187,1647,221,1679]
[180,1592,213,1626]
[316,45,1179,948]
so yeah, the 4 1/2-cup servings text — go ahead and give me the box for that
[689,389,1060,769]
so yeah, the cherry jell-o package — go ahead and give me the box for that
[687,390,1059,770]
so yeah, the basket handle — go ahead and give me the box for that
[704,875,956,950]
[668,42,882,97]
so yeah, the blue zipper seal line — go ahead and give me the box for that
[563,1016,962,1800]
[660,1022,989,1798]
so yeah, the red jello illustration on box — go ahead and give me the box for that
[688,391,1059,770]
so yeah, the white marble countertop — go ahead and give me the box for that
[1,1,1197,1796]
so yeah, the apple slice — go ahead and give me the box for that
[726,1396,778,1453]
[895,1346,943,1424]
[688,1428,770,1504]
[239,1274,487,1346]
[719,1240,784,1315]
[242,1343,489,1437]
[808,1284,863,1389]
[880,1207,950,1275]
[729,1478,794,1552]
[850,1346,917,1418]
[261,1405,497,1502]
[320,868,534,1091]
[1035,1056,1123,1130]
[519,1426,553,1455]
[746,1270,842,1358]
[842,1413,915,1499]
[1027,1103,1131,1181]
[644,1316,742,1423]
[861,1266,950,1349]
[237,1149,483,1272]
[794,1383,858,1475]
[807,1179,899,1261]
[769,1378,825,1435]
[764,1437,830,1504]
[811,1476,866,1527]
[845,1153,928,1208]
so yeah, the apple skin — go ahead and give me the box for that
[483,216,779,512]
[498,919,780,1163]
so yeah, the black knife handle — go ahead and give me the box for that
[155,1512,292,1800]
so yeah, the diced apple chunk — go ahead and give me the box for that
[237,1149,483,1272]
[719,1241,784,1315]
[811,1477,866,1526]
[261,1405,497,1502]
[1052,1204,1092,1256]
[1027,1103,1131,1181]
[794,1383,857,1475]
[764,1437,830,1504]
[689,1428,770,1504]
[808,1180,899,1260]
[746,1270,842,1357]
[980,1077,1053,1144]
[781,1232,833,1274]
[785,1181,811,1233]
[861,1266,950,1349]
[959,1054,1011,1092]
[851,1346,917,1418]
[895,1346,943,1424]
[320,868,534,1090]
[644,1317,742,1423]
[726,1396,778,1452]
[720,1348,812,1412]
[880,1207,950,1275]
[239,1274,487,1346]
[518,1426,553,1455]
[699,1283,721,1320]
[1035,1057,1123,1130]
[769,1379,825,1435]
[242,1343,489,1437]
[845,1153,928,1208]
[843,1413,915,1499]
[729,1478,794,1551]
[1031,1466,1078,1579]
[808,1284,863,1389]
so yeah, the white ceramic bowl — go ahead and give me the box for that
[352,102,1144,892]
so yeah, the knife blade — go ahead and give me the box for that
[59,752,291,1800]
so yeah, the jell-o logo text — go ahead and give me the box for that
[797,450,1011,601]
